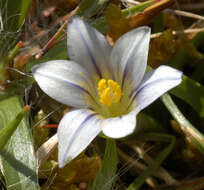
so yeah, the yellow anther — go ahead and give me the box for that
[97,79,107,96]
[97,79,122,107]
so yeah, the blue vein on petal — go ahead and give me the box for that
[121,32,147,89]
[127,77,182,110]
[35,70,98,106]
[72,19,102,78]
[62,112,98,165]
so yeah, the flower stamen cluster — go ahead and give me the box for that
[97,79,122,107]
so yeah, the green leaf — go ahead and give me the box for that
[127,133,176,190]
[136,113,167,133]
[0,96,38,190]
[191,63,204,82]
[191,31,204,49]
[91,17,109,34]
[89,139,118,190]
[170,75,204,118]
[161,93,204,155]
[0,106,28,150]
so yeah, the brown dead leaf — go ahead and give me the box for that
[49,156,101,190]
[149,29,176,68]
[106,4,131,41]
[163,13,183,30]
[176,35,204,60]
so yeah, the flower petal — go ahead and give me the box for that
[110,27,151,89]
[133,65,182,113]
[67,16,112,79]
[58,109,102,168]
[102,111,136,138]
[32,60,95,108]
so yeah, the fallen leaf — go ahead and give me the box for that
[106,4,131,41]
[149,29,176,68]
[49,156,101,189]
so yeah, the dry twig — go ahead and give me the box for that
[164,9,204,21]
[180,3,204,10]
[151,28,204,38]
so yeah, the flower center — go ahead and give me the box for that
[97,79,122,107]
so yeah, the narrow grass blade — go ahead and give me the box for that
[18,0,32,28]
[122,0,155,18]
[89,139,118,190]
[127,133,176,190]
[0,0,31,31]
[0,0,31,56]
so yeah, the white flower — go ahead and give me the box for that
[32,16,182,168]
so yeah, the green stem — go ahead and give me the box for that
[122,0,155,18]
[161,93,204,155]
[3,41,22,66]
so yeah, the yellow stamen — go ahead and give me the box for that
[97,79,122,107]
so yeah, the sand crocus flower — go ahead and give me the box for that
[32,17,182,168]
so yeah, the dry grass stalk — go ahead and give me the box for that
[36,133,58,167]
[151,28,204,38]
